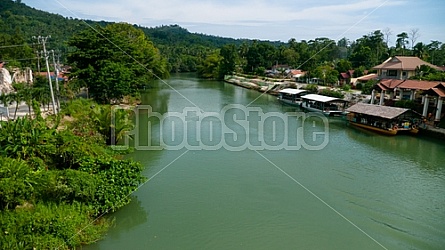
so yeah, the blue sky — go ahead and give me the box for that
[22,0,445,45]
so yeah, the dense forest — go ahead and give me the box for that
[1,0,445,81]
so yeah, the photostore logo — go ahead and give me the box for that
[111,104,330,151]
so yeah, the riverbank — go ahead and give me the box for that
[225,74,445,140]
[224,74,366,102]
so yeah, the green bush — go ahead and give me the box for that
[0,100,144,249]
[0,118,58,166]
[361,80,377,95]
[36,169,98,205]
[79,156,145,214]
[304,84,318,93]
[395,100,416,109]
[0,202,111,249]
[319,89,344,99]
[342,84,351,91]
[0,158,35,210]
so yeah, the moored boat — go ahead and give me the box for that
[346,103,420,135]
[300,94,348,116]
[277,88,307,106]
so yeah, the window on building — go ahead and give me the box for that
[387,70,397,76]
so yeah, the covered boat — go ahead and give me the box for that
[300,94,348,116]
[277,88,307,106]
[346,103,419,135]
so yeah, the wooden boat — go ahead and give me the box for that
[300,94,348,116]
[346,103,419,136]
[277,88,307,106]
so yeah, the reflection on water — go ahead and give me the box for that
[344,123,445,173]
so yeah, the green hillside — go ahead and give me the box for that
[0,0,258,72]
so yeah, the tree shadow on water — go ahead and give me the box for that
[105,196,149,239]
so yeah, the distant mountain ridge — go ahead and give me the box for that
[1,0,278,71]
[0,0,270,52]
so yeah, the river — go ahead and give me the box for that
[86,74,445,250]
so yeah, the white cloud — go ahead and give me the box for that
[53,0,404,25]
[22,0,445,43]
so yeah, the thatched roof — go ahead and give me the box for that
[346,103,409,119]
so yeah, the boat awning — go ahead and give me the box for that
[279,88,307,95]
[346,103,409,119]
[301,94,344,103]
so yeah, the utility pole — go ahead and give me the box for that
[51,50,61,112]
[35,50,41,72]
[34,35,57,114]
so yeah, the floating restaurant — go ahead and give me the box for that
[346,103,420,135]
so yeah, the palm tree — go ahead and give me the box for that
[396,32,409,55]
[8,92,23,120]
[0,93,11,121]
[413,42,428,60]
[91,105,134,145]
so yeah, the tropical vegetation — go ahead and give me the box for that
[0,99,143,249]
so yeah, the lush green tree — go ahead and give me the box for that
[396,32,409,56]
[218,44,238,79]
[361,79,378,95]
[337,37,351,59]
[312,65,339,85]
[335,59,353,73]
[427,40,445,66]
[413,42,428,60]
[68,23,169,104]
[197,50,222,79]
[349,30,388,68]
[244,40,278,73]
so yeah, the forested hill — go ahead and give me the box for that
[0,0,272,72]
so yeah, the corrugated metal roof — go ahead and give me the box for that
[279,88,307,95]
[302,94,342,103]
[346,103,409,119]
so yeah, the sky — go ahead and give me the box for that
[21,0,445,46]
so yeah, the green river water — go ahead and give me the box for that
[86,74,445,250]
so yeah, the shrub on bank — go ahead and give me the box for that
[0,100,144,249]
[0,202,110,249]
[319,88,344,99]
[304,84,318,93]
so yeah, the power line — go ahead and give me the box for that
[0,43,38,49]
[0,41,59,49]
[0,57,39,61]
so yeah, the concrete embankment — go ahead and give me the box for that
[224,75,299,94]
[419,126,445,140]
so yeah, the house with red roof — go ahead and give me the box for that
[339,70,354,85]
[36,72,68,82]
[373,56,442,80]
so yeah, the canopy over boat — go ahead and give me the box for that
[278,88,307,95]
[346,103,409,120]
[301,94,345,103]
